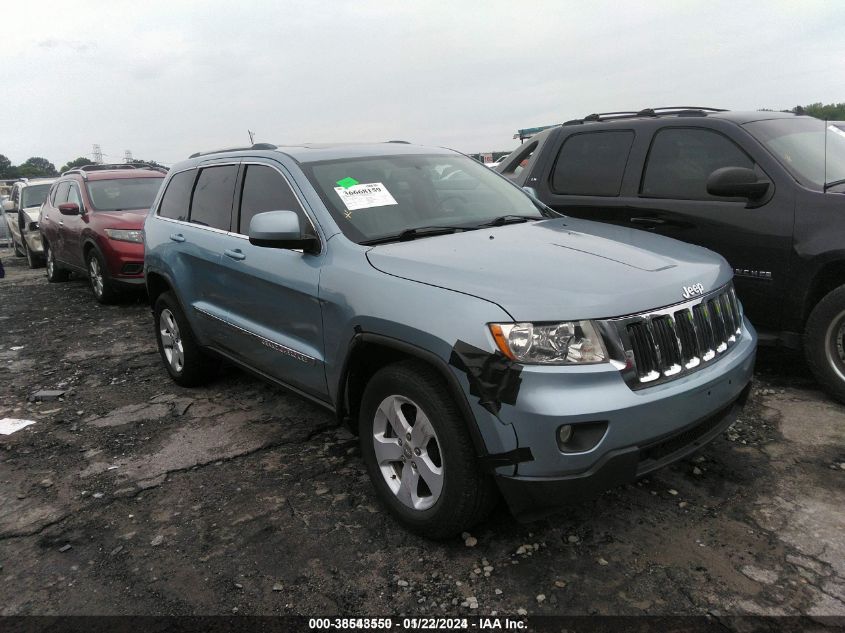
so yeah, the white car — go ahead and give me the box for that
[2,178,56,268]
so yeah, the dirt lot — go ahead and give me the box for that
[0,247,843,618]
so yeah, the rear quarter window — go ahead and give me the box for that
[550,130,635,196]
[158,169,196,221]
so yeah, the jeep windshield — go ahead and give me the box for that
[302,154,556,244]
[745,118,845,191]
[21,184,51,208]
[85,177,164,211]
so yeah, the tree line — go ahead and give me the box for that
[0,155,167,179]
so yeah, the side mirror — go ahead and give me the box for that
[58,202,81,216]
[248,210,319,252]
[2,200,14,212]
[706,167,770,200]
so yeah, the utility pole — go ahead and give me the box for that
[92,144,103,164]
[124,150,133,163]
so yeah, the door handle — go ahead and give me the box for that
[59,220,64,226]
[169,233,185,243]
[224,248,246,261]
[630,216,666,226]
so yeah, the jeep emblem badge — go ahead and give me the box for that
[682,283,705,299]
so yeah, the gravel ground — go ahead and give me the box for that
[0,247,843,617]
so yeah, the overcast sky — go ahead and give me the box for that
[2,1,843,167]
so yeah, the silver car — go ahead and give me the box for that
[3,178,56,268]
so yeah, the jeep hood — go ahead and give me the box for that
[365,217,732,321]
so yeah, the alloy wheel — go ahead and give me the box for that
[159,308,185,373]
[89,255,104,298]
[46,248,54,278]
[372,394,444,511]
[824,309,845,383]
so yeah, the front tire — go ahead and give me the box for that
[13,238,24,257]
[45,244,69,282]
[359,360,497,538]
[153,291,220,387]
[86,249,119,304]
[805,284,845,403]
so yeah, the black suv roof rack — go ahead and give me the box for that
[564,106,727,126]
[61,163,167,177]
[188,143,279,159]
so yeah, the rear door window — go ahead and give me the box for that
[158,169,196,221]
[238,165,307,235]
[550,130,635,196]
[190,165,237,231]
[640,128,755,200]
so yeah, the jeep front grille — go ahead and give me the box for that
[598,284,744,390]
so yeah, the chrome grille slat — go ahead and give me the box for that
[605,284,744,390]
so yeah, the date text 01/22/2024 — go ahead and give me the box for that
[307,617,528,630]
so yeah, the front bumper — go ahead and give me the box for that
[491,317,756,518]
[23,230,44,255]
[100,238,145,282]
[497,383,748,519]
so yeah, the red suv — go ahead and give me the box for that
[40,164,165,303]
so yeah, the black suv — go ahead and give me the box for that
[498,107,845,400]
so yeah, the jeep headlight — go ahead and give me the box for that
[488,321,606,364]
[104,228,144,244]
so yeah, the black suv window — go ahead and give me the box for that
[551,131,634,196]
[502,140,538,177]
[238,165,307,235]
[641,128,754,200]
[159,169,196,221]
[190,165,237,230]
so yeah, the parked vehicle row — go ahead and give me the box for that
[497,108,845,402]
[27,110,842,534]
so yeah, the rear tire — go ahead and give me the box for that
[45,244,69,282]
[86,249,119,304]
[805,285,845,403]
[359,360,497,538]
[153,291,220,387]
[13,239,24,257]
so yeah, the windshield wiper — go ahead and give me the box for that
[476,214,542,227]
[360,225,473,246]
[824,178,845,192]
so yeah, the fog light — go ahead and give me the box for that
[558,425,573,444]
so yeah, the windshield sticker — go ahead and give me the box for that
[333,182,398,212]
[336,176,359,189]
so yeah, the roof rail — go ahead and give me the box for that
[188,143,279,159]
[61,163,165,177]
[571,106,727,125]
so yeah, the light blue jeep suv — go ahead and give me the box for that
[144,142,756,537]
